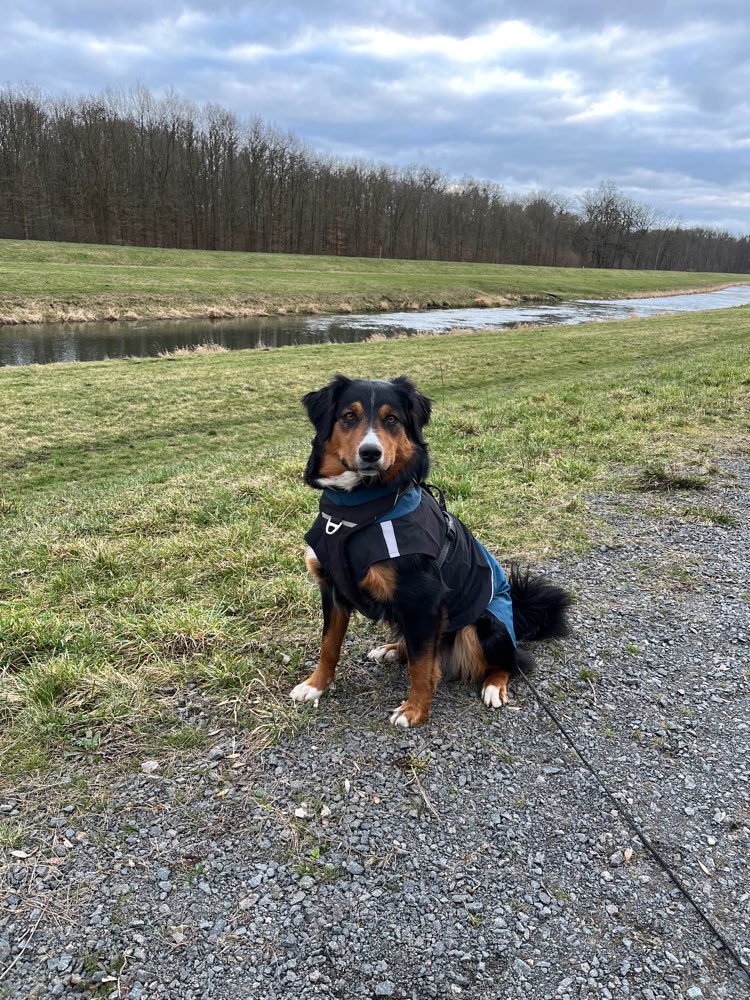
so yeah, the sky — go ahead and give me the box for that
[3,1,749,234]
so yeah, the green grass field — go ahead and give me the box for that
[1,238,748,324]
[1,305,749,773]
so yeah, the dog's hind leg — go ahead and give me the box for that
[291,581,351,705]
[482,668,511,708]
[473,612,531,710]
[482,649,534,708]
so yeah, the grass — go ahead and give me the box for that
[0,821,24,851]
[632,462,715,492]
[678,506,738,526]
[0,305,749,773]
[1,238,748,325]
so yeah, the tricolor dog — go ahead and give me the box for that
[291,374,570,728]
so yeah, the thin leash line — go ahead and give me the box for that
[515,664,750,985]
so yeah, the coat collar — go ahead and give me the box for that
[322,482,401,507]
[318,483,423,531]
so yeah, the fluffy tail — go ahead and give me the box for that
[509,564,572,643]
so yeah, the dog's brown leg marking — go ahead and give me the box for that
[291,596,351,705]
[307,603,350,692]
[360,562,396,602]
[392,652,441,728]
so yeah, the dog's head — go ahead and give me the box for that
[302,375,432,490]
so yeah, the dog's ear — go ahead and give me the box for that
[302,375,352,488]
[301,374,352,442]
[392,375,432,445]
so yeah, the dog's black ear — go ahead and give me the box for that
[302,374,352,442]
[392,375,432,445]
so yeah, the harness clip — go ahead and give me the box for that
[322,512,356,535]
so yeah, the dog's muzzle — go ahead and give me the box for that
[355,429,385,475]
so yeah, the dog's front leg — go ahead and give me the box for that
[389,642,441,728]
[291,581,351,705]
[389,558,445,728]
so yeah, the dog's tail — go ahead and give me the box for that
[509,564,572,643]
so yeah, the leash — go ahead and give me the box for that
[416,477,747,980]
[515,662,750,985]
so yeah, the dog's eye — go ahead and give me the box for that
[384,414,399,426]
[341,410,357,424]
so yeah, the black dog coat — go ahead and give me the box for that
[305,484,516,641]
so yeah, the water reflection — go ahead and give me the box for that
[2,285,750,367]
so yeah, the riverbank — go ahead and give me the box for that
[6,284,750,367]
[2,239,749,326]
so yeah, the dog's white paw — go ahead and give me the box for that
[389,700,430,727]
[482,683,507,709]
[368,645,401,663]
[389,703,412,727]
[290,682,324,706]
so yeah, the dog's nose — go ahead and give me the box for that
[358,443,382,464]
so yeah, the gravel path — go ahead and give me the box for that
[2,455,749,999]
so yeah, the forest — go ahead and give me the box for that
[1,84,748,273]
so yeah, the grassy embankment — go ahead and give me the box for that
[1,238,749,325]
[1,305,749,774]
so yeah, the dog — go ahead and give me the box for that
[291,374,570,728]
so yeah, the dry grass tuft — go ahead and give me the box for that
[157,342,228,358]
[474,295,514,308]
[59,309,96,323]
[632,462,716,492]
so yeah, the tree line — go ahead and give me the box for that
[1,84,748,272]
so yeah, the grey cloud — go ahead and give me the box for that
[1,0,748,232]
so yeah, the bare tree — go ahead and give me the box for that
[0,86,748,273]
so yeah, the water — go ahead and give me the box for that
[2,284,750,367]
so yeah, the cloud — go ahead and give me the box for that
[1,0,748,233]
